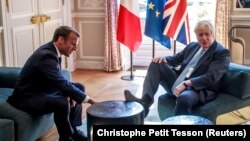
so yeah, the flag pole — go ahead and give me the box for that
[121,51,134,81]
[152,40,155,58]
[173,40,177,54]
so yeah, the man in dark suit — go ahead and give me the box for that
[124,20,230,117]
[7,26,96,141]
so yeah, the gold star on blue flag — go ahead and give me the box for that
[145,0,171,49]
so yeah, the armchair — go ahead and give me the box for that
[158,63,250,124]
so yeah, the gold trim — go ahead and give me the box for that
[31,15,51,24]
[31,16,41,24]
[40,15,50,23]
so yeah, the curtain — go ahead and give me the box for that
[215,0,233,49]
[104,0,122,72]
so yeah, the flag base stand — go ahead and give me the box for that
[121,51,135,81]
[121,75,134,81]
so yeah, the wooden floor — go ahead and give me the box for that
[39,68,250,141]
[38,68,146,141]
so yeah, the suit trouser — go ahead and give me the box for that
[43,82,84,139]
[10,83,84,139]
[143,62,199,115]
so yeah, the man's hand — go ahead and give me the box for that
[173,83,186,97]
[68,97,98,107]
[87,97,98,105]
[173,80,192,97]
[152,57,167,64]
[68,97,77,107]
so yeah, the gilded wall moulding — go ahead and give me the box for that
[82,0,105,8]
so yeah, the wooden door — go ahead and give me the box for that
[2,0,64,67]
[38,0,63,44]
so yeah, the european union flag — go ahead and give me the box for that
[144,0,171,49]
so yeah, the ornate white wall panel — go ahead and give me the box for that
[76,20,105,69]
[78,21,104,57]
[78,0,104,10]
[72,0,105,69]
[12,26,37,66]
[43,19,62,43]
[10,0,36,18]
[41,0,61,13]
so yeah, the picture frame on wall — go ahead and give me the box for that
[234,0,250,11]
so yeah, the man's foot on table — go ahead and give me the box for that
[124,89,149,117]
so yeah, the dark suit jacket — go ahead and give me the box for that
[166,41,230,104]
[8,42,85,108]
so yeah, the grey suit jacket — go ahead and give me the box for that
[166,41,230,104]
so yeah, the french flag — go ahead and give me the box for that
[117,0,142,52]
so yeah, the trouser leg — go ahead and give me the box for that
[142,62,177,107]
[70,83,84,131]
[175,89,199,115]
[43,95,73,140]
[69,104,82,132]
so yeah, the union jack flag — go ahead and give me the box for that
[163,0,190,45]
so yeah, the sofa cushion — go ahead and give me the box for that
[0,118,14,141]
[0,67,69,88]
[158,92,250,123]
[0,67,71,141]
[219,63,250,99]
[0,87,54,141]
[0,88,14,102]
[0,67,22,88]
[0,101,54,141]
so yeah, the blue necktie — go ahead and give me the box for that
[171,48,205,93]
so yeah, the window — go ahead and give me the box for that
[134,0,216,66]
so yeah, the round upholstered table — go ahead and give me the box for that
[86,100,144,140]
[162,115,214,125]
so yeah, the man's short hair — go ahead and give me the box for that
[194,20,215,35]
[52,26,80,42]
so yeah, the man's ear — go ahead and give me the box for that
[58,36,65,43]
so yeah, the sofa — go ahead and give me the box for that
[0,67,71,141]
[158,63,250,124]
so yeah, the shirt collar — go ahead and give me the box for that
[53,43,61,58]
[201,47,208,52]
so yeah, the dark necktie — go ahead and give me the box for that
[58,57,62,69]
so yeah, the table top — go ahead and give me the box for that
[87,100,144,118]
[162,115,214,125]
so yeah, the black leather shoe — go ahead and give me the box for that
[72,130,87,141]
[124,90,149,117]
[58,137,74,141]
